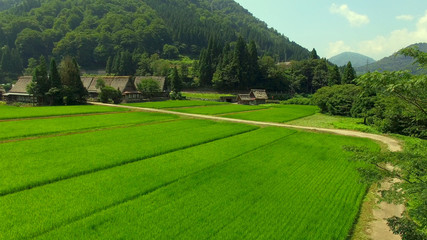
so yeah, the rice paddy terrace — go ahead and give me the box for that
[0,102,381,239]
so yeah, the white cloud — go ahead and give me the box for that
[358,10,427,59]
[330,3,370,27]
[327,41,352,58]
[396,15,414,21]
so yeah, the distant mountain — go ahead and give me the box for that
[356,43,427,75]
[328,52,376,68]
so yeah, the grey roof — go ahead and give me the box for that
[87,76,134,93]
[9,76,33,93]
[134,76,166,91]
[238,94,254,101]
[250,89,268,100]
[81,77,94,89]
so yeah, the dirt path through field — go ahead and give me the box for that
[90,102,402,152]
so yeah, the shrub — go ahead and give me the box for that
[99,86,122,104]
[312,84,361,116]
[282,95,313,105]
[137,78,161,93]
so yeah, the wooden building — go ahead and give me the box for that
[250,89,268,105]
[3,76,36,104]
[86,76,135,99]
[0,86,5,101]
[237,89,268,105]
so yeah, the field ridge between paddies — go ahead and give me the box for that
[0,111,178,141]
[0,119,256,196]
[0,104,128,120]
[1,127,296,239]
[30,131,378,240]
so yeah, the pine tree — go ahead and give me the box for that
[248,41,260,87]
[170,67,182,93]
[310,48,320,59]
[342,61,356,84]
[60,56,88,105]
[232,36,249,89]
[328,65,341,86]
[47,58,62,105]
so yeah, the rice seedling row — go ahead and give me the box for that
[123,100,226,109]
[171,104,268,115]
[223,104,319,122]
[0,127,295,239]
[0,105,128,120]
[0,119,256,196]
[0,112,178,140]
[30,131,378,240]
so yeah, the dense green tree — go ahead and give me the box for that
[247,40,260,87]
[170,67,182,93]
[27,56,49,105]
[162,44,179,59]
[310,48,320,59]
[342,61,356,84]
[99,86,122,104]
[137,78,161,93]
[136,53,152,76]
[232,36,249,89]
[47,58,62,105]
[312,59,328,91]
[328,65,341,86]
[59,56,87,105]
[312,84,361,116]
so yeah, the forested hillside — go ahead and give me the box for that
[0,0,309,84]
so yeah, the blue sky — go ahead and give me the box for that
[233,0,427,60]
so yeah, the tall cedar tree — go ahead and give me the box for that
[170,67,182,93]
[328,65,341,86]
[342,61,356,84]
[310,48,320,59]
[29,56,49,105]
[232,36,249,89]
[247,41,260,87]
[47,58,62,105]
[60,56,87,105]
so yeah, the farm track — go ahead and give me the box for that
[90,102,402,152]
[30,131,297,239]
[0,126,257,197]
[0,118,178,144]
[0,111,127,122]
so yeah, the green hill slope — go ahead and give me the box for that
[0,0,309,71]
[355,43,427,75]
[328,52,376,68]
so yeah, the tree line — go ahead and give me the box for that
[27,55,87,105]
[0,0,310,84]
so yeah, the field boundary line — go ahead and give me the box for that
[0,127,257,197]
[0,111,129,122]
[0,119,179,144]
[32,131,297,239]
[90,102,402,152]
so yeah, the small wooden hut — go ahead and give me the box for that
[3,76,36,104]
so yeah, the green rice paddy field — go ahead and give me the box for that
[0,103,380,240]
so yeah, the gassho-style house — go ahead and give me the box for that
[3,76,167,104]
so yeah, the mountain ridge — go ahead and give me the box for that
[0,0,310,72]
[355,43,427,75]
[328,52,376,68]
